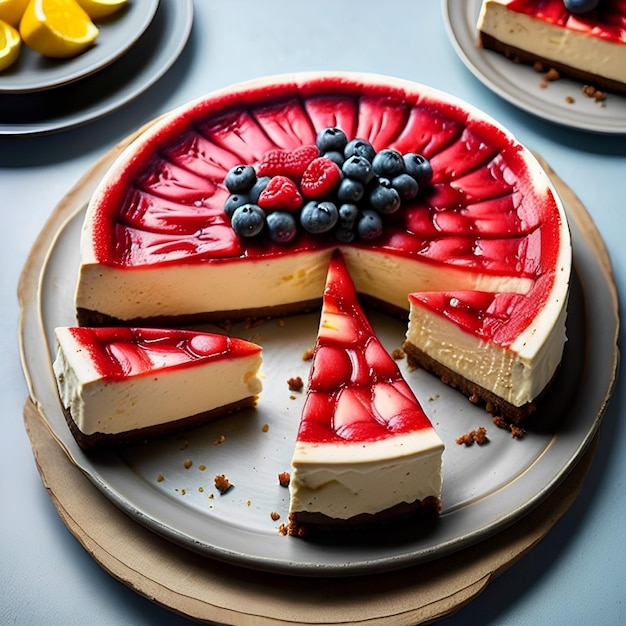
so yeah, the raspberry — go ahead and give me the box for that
[257,145,319,179]
[257,176,303,211]
[300,157,342,199]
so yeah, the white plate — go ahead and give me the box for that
[442,0,626,134]
[0,0,159,94]
[19,187,617,576]
[0,0,192,135]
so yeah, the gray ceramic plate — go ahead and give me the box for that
[20,182,617,577]
[443,0,626,133]
[0,0,191,135]
[0,0,159,94]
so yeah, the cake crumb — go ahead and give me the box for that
[539,80,548,89]
[392,348,405,360]
[270,511,281,521]
[277,319,286,327]
[198,464,206,471]
[156,473,165,483]
[278,523,289,536]
[183,458,193,469]
[179,438,189,450]
[287,376,304,392]
[583,84,607,102]
[456,426,489,447]
[214,434,226,445]
[214,474,233,494]
[532,60,545,73]
[278,471,291,487]
[261,423,270,433]
[302,348,314,361]
[244,317,267,330]
[565,96,575,104]
[493,416,526,439]
[545,68,560,82]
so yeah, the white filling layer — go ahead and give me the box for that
[289,431,444,519]
[52,334,263,436]
[405,292,568,408]
[76,247,531,322]
[478,0,626,84]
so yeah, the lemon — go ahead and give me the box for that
[0,0,28,26]
[75,0,127,20]
[0,18,21,70]
[20,0,99,58]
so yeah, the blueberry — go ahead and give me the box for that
[357,210,383,240]
[391,173,419,201]
[342,155,375,184]
[368,178,401,214]
[403,153,433,185]
[334,227,356,243]
[372,149,405,178]
[230,204,266,237]
[337,177,364,203]
[224,165,256,193]
[563,0,599,13]
[316,127,348,154]
[247,175,271,203]
[266,211,297,244]
[224,193,250,219]
[344,138,376,162]
[338,203,359,230]
[300,201,339,234]
[323,150,345,168]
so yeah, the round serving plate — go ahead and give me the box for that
[0,0,192,135]
[443,0,626,134]
[0,0,159,94]
[18,124,619,577]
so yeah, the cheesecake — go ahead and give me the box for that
[288,251,444,537]
[73,72,571,424]
[477,0,626,94]
[52,326,263,449]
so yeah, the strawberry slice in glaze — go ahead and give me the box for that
[297,250,437,444]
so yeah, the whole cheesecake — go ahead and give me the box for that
[53,327,263,449]
[289,251,444,537]
[477,0,626,94]
[74,72,571,425]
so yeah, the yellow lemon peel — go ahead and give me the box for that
[0,0,28,27]
[19,0,98,58]
[75,0,127,20]
[0,18,21,70]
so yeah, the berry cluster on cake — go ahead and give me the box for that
[53,72,572,537]
[477,0,626,94]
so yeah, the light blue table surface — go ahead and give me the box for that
[1,2,624,624]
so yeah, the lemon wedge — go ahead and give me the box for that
[20,0,98,58]
[75,0,126,20]
[0,0,28,26]
[0,18,21,70]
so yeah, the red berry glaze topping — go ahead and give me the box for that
[298,251,433,444]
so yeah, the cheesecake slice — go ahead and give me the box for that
[53,327,263,449]
[477,0,626,94]
[288,251,444,537]
[403,289,567,423]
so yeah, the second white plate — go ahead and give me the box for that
[0,0,159,94]
[442,0,626,133]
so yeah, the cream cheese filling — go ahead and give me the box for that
[289,431,444,519]
[478,0,626,84]
[53,338,263,436]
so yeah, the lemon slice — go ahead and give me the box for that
[75,0,126,20]
[20,0,98,58]
[0,18,21,70]
[0,0,29,26]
